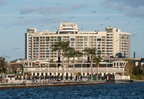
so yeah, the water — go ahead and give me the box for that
[0,82,144,99]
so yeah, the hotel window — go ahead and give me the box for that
[35,37,39,41]
[70,38,75,41]
[46,37,49,41]
[57,37,61,41]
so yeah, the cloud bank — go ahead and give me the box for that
[19,4,86,15]
[102,0,144,18]
[0,0,6,6]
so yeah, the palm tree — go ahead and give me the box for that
[125,58,133,75]
[63,47,73,66]
[51,41,70,81]
[83,47,97,81]
[75,50,83,62]
[0,57,7,73]
[64,47,83,80]
[74,50,83,80]
[93,55,102,81]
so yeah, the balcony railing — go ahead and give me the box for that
[24,67,124,73]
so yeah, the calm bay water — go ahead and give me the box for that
[0,82,144,99]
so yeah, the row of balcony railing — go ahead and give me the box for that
[24,67,124,73]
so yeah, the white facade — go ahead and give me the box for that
[25,22,130,61]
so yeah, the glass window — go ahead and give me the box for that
[46,37,49,41]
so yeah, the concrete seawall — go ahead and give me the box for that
[0,79,135,90]
[0,81,107,90]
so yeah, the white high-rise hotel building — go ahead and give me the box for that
[25,22,130,61]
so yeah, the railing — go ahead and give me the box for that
[115,75,130,80]
[24,67,124,73]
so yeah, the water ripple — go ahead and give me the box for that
[0,82,144,99]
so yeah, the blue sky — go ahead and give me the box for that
[0,0,144,61]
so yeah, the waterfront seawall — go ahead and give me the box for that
[0,81,106,90]
[0,79,135,90]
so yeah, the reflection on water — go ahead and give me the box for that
[0,82,144,99]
